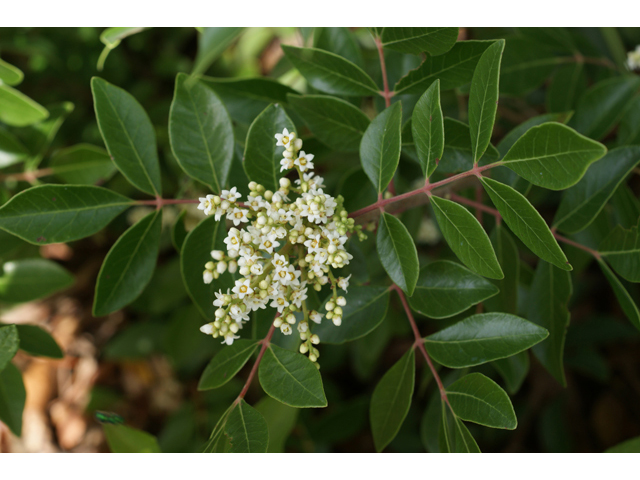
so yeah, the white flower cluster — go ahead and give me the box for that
[627,45,640,71]
[197,129,365,363]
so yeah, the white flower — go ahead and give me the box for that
[272,253,288,272]
[250,263,263,275]
[280,323,292,335]
[200,323,214,334]
[259,234,279,254]
[232,279,254,299]
[221,187,241,203]
[309,310,323,324]
[223,332,240,345]
[211,250,224,261]
[294,151,314,172]
[197,194,216,215]
[627,45,640,70]
[228,207,249,226]
[270,296,290,313]
[203,270,213,284]
[338,274,351,293]
[275,128,296,149]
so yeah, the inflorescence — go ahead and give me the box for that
[197,128,365,363]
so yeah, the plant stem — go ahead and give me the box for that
[0,168,54,182]
[135,198,200,206]
[375,36,392,108]
[236,322,277,402]
[392,284,449,405]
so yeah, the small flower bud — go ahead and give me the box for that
[228,260,237,274]
[336,296,346,307]
[279,177,291,188]
[217,261,227,274]
[273,317,283,328]
[311,334,320,345]
[211,250,224,261]
[299,343,309,354]
[334,306,343,316]
[309,353,318,362]
[215,308,225,319]
[286,313,296,324]
[326,301,335,311]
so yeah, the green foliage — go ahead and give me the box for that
[49,144,116,185]
[412,80,444,176]
[0,258,74,303]
[0,363,26,436]
[377,213,419,295]
[0,325,19,372]
[599,220,640,283]
[381,28,458,56]
[14,324,63,358]
[103,424,162,453]
[199,340,259,390]
[0,84,48,127]
[224,400,269,453]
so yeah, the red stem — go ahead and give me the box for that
[135,198,200,206]
[375,36,392,108]
[392,285,449,405]
[236,322,277,402]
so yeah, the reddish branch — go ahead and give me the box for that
[0,168,54,182]
[392,285,450,405]
[236,322,277,403]
[375,36,393,108]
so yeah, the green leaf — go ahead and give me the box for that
[254,396,299,453]
[554,147,640,234]
[370,349,415,452]
[377,213,419,295]
[93,210,162,317]
[611,185,640,229]
[171,210,188,253]
[314,286,390,344]
[243,104,295,192]
[598,259,640,331]
[439,403,481,453]
[481,177,571,271]
[0,127,29,169]
[469,39,504,164]
[517,27,576,52]
[606,435,640,453]
[0,84,48,127]
[224,399,269,453]
[97,28,149,70]
[180,215,231,320]
[0,58,24,86]
[169,73,234,193]
[546,63,587,113]
[424,312,548,368]
[50,144,117,185]
[492,351,529,395]
[103,424,161,453]
[618,96,640,146]
[360,102,402,193]
[499,37,560,96]
[430,195,503,280]
[192,27,243,76]
[15,324,63,359]
[314,27,363,67]
[446,372,517,429]
[0,363,25,436]
[0,325,19,372]
[282,45,379,96]
[528,261,572,386]
[497,113,572,158]
[569,76,640,141]
[22,102,74,169]
[599,220,640,283]
[91,77,162,196]
[501,122,607,190]
[439,118,499,173]
[259,344,327,408]
[412,79,444,177]
[287,94,370,152]
[408,260,498,319]
[0,259,74,303]
[198,339,259,390]
[0,185,131,245]
[485,226,519,315]
[381,28,458,56]
[394,40,493,95]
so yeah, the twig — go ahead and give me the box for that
[236,322,277,402]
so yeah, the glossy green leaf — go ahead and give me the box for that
[0,325,19,372]
[554,147,640,234]
[171,210,188,253]
[287,94,370,152]
[408,260,498,319]
[0,259,74,303]
[500,37,560,96]
[97,28,149,70]
[618,97,640,146]
[439,118,499,173]
[254,396,299,453]
[446,372,517,429]
[469,39,504,164]
[93,210,162,317]
[314,27,363,66]
[103,424,161,453]
[15,324,63,359]
[492,351,529,395]
[569,76,640,141]
[485,226,519,315]
[430,195,503,279]
[497,113,572,158]
[611,185,640,229]
[50,144,116,185]
[381,27,458,56]
[314,286,390,344]
[224,399,269,453]
[22,102,74,169]
[546,62,587,113]
[606,435,640,453]
[394,40,493,95]
[412,79,444,177]
[598,260,640,331]
[481,177,571,270]
[180,215,231,320]
[198,339,259,390]
[517,27,576,52]
[0,363,25,436]
[501,122,607,190]
[0,127,29,169]
[424,312,548,368]
[599,220,640,283]
[282,45,379,96]
[0,185,131,245]
[0,58,24,86]
[360,102,402,193]
[243,104,295,192]
[259,344,327,408]
[439,403,481,453]
[377,213,419,295]
[91,77,162,196]
[169,73,234,192]
[370,349,415,452]
[192,27,243,76]
[528,261,572,386]
[0,84,48,127]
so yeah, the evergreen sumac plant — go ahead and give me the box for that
[1,26,640,453]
